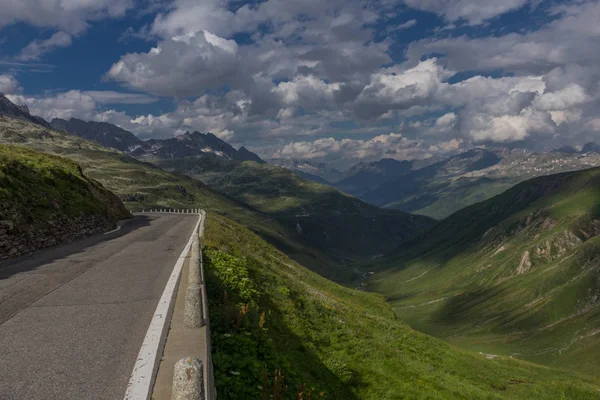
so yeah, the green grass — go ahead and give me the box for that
[368,167,600,377]
[204,213,600,399]
[0,144,129,230]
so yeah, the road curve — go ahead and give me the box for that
[0,213,198,400]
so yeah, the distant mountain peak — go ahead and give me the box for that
[47,117,265,164]
[0,93,50,128]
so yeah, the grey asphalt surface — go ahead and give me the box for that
[0,213,198,400]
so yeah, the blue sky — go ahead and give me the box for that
[1,0,599,167]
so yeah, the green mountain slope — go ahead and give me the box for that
[204,212,600,399]
[0,144,130,257]
[368,167,600,376]
[158,156,436,261]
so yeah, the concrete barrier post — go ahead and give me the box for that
[172,357,204,400]
[184,283,204,328]
[189,236,201,285]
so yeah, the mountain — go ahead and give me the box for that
[270,158,343,182]
[336,158,415,196]
[50,118,142,152]
[351,148,600,219]
[50,117,265,163]
[551,145,579,154]
[158,157,436,266]
[369,167,600,376]
[204,212,600,399]
[0,144,130,259]
[359,149,503,217]
[0,93,50,128]
[582,142,600,154]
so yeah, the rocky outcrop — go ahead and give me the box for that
[515,250,532,275]
[0,214,115,260]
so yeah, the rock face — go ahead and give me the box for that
[515,250,532,275]
[0,93,50,128]
[0,215,115,260]
[50,118,142,152]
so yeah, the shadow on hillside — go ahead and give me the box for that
[204,258,364,399]
[0,215,153,281]
[435,285,510,328]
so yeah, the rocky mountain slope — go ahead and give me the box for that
[0,144,130,259]
[369,167,600,376]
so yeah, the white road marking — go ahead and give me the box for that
[123,213,202,400]
[103,225,122,235]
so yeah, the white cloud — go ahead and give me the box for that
[435,112,457,128]
[82,91,157,105]
[0,75,22,94]
[0,0,134,34]
[107,30,242,97]
[269,133,465,166]
[395,19,417,30]
[17,31,72,61]
[7,90,157,121]
[403,0,531,25]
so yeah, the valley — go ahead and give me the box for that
[368,167,600,377]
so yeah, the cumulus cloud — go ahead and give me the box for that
[17,32,72,61]
[0,75,22,94]
[0,0,134,34]
[107,30,242,97]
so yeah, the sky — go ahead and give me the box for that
[1,0,599,168]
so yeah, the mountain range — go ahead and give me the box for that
[49,116,264,163]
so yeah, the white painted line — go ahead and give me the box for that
[103,225,122,235]
[123,213,203,400]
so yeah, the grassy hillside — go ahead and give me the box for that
[368,167,600,376]
[0,144,129,227]
[159,157,436,261]
[0,144,131,257]
[204,213,600,399]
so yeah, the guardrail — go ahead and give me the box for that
[125,209,216,400]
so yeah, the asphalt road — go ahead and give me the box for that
[0,213,198,400]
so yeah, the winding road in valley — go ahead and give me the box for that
[0,213,198,400]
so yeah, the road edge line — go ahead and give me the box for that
[123,213,202,400]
